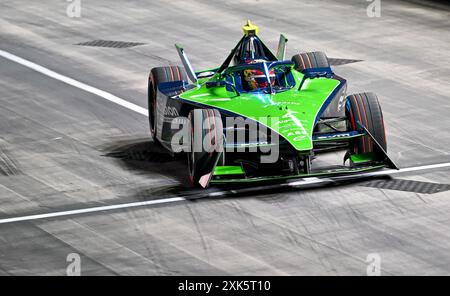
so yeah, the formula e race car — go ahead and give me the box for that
[147,21,397,187]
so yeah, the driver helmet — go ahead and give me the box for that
[243,67,275,91]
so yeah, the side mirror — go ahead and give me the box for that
[205,80,240,96]
[298,68,333,91]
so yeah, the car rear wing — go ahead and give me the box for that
[175,44,197,84]
[276,34,288,61]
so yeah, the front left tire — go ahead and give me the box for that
[187,109,224,186]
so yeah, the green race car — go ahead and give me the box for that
[148,21,397,187]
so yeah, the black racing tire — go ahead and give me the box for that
[148,66,188,142]
[291,51,330,72]
[346,92,387,159]
[187,109,224,186]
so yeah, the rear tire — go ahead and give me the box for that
[187,109,224,186]
[148,66,187,142]
[345,92,387,159]
[291,51,330,72]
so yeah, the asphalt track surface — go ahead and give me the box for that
[0,0,449,275]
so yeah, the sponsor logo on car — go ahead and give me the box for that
[316,133,352,139]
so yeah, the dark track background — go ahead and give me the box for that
[0,0,449,275]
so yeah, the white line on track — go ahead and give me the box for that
[0,197,185,224]
[1,162,449,224]
[0,49,450,225]
[0,49,148,116]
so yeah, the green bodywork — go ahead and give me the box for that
[179,70,341,152]
[210,164,386,184]
[350,152,376,164]
[213,166,245,176]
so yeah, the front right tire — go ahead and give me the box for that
[346,92,387,159]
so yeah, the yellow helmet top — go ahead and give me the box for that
[242,20,259,36]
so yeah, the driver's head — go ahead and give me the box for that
[243,68,275,91]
